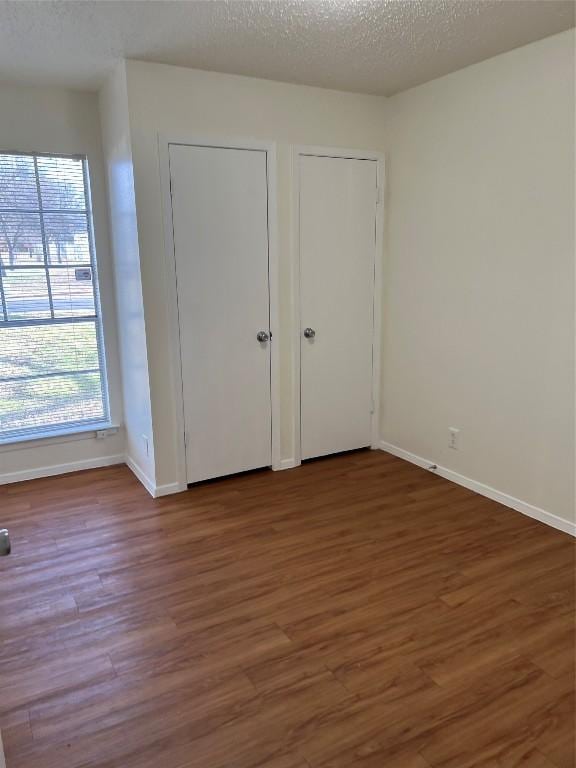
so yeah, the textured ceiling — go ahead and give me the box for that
[0,0,573,96]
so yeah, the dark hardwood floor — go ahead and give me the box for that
[0,450,574,768]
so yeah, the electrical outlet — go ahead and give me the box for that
[448,427,460,450]
[142,434,149,457]
[96,427,118,440]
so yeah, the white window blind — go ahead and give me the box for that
[0,152,109,441]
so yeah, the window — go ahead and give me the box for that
[0,152,109,442]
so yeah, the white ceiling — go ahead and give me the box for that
[0,0,573,96]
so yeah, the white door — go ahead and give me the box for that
[299,154,377,460]
[169,144,272,483]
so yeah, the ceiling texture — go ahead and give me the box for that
[0,0,573,96]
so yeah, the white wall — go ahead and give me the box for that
[5,34,569,531]
[99,66,155,489]
[0,82,125,482]
[382,30,575,526]
[123,61,388,488]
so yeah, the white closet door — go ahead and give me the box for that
[169,144,271,483]
[299,154,377,460]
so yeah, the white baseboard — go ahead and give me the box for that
[125,455,156,496]
[379,440,576,538]
[0,446,185,499]
[125,455,184,498]
[154,481,185,497]
[275,458,300,471]
[0,453,125,486]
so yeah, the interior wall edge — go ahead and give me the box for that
[379,440,576,537]
[98,64,156,484]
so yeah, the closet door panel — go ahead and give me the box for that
[170,144,271,483]
[299,155,376,460]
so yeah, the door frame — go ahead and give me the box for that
[158,134,281,489]
[290,145,385,466]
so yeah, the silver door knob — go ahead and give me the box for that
[256,331,270,343]
[303,327,316,339]
[0,529,10,556]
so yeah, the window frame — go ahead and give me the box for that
[0,149,112,444]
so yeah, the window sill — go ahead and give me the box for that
[0,423,120,451]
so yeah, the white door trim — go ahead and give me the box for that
[290,145,385,466]
[158,134,281,490]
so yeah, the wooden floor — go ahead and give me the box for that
[0,450,574,768]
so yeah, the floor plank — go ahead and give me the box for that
[0,450,574,768]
